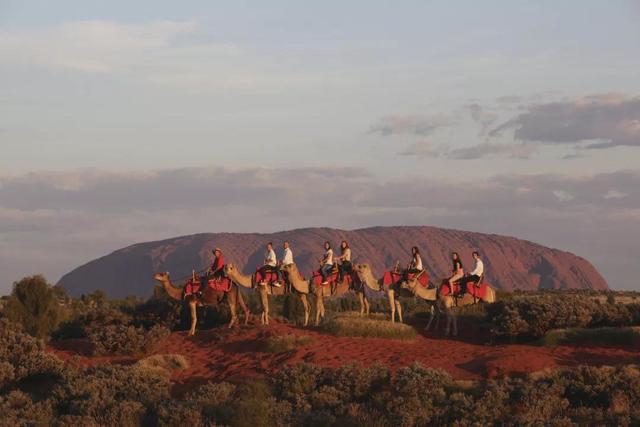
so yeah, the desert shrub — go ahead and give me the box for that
[273,363,325,405]
[260,333,313,353]
[381,364,451,426]
[52,364,170,424]
[0,390,56,426]
[134,354,190,376]
[0,318,64,390]
[321,312,416,340]
[4,275,63,338]
[540,326,640,347]
[487,294,640,340]
[89,323,170,356]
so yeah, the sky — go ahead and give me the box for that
[1,0,639,294]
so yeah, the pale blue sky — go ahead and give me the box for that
[1,1,639,293]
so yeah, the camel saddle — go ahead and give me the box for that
[184,278,201,296]
[311,264,352,288]
[206,277,231,293]
[382,270,429,288]
[439,278,489,300]
[254,268,279,286]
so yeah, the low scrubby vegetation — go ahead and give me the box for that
[487,293,640,341]
[321,312,417,340]
[2,322,639,427]
[539,326,640,347]
[260,333,313,353]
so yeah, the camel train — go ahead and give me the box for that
[152,241,495,336]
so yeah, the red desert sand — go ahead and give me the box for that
[48,320,640,397]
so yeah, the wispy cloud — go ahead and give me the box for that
[490,94,640,149]
[369,114,455,137]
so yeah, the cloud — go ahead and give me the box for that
[1,167,639,294]
[467,103,499,133]
[369,114,455,136]
[0,20,199,73]
[490,94,640,149]
[496,95,522,104]
[399,140,537,160]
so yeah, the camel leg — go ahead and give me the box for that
[364,294,370,315]
[237,290,250,325]
[451,308,458,337]
[259,287,269,326]
[300,294,310,327]
[388,290,396,323]
[228,290,238,328]
[425,303,435,331]
[396,299,403,323]
[188,300,197,336]
[315,293,323,326]
[358,292,365,316]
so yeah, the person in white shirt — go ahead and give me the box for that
[260,242,281,287]
[337,240,353,282]
[281,241,294,266]
[407,246,423,274]
[320,241,334,284]
[466,251,484,285]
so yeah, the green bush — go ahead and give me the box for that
[540,326,640,347]
[486,294,640,340]
[4,275,63,338]
[89,324,170,356]
[0,318,64,390]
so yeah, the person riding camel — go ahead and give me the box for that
[406,246,423,275]
[466,251,484,286]
[448,252,464,289]
[280,241,294,291]
[209,248,225,280]
[337,240,352,283]
[259,242,281,287]
[320,241,334,285]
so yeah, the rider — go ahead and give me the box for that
[260,242,281,287]
[337,240,352,282]
[448,252,464,287]
[209,248,225,280]
[320,241,334,285]
[280,241,294,291]
[406,246,423,275]
[466,251,484,285]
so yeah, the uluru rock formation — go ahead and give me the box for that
[57,226,608,297]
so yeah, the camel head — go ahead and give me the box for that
[153,272,170,282]
[354,263,371,281]
[224,264,236,275]
[280,263,297,274]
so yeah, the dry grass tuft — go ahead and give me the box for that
[260,334,313,353]
[134,353,190,376]
[321,312,416,340]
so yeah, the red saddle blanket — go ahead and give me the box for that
[207,277,231,292]
[254,269,279,285]
[382,271,429,288]
[311,269,351,287]
[184,279,201,296]
[439,279,490,300]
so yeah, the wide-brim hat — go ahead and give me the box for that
[213,247,222,253]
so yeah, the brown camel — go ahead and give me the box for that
[400,277,496,336]
[224,263,311,326]
[354,263,413,323]
[153,272,250,336]
[282,263,370,326]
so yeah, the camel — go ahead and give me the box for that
[400,277,496,336]
[354,263,415,324]
[282,263,370,326]
[224,263,311,326]
[153,272,250,336]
